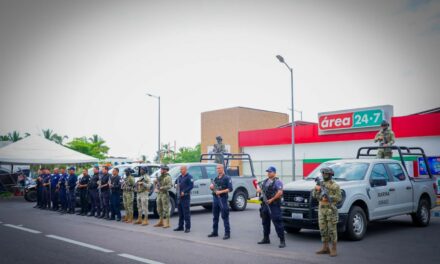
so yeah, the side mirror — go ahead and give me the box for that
[371,179,387,187]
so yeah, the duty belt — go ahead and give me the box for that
[319,204,332,208]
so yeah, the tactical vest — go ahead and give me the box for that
[123,176,135,192]
[262,177,280,202]
[88,174,99,190]
[136,175,148,193]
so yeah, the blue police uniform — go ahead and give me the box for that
[88,173,101,217]
[175,173,194,231]
[42,174,51,209]
[35,175,43,208]
[66,172,78,213]
[211,174,233,238]
[100,173,111,219]
[59,173,68,212]
[110,175,122,221]
[260,177,285,242]
[50,173,60,210]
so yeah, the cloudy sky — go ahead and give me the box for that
[0,0,439,160]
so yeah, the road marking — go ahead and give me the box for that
[118,253,165,264]
[46,235,114,253]
[3,224,42,234]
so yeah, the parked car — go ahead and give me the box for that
[281,146,438,240]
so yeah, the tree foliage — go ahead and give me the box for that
[42,129,68,145]
[161,144,201,164]
[0,131,30,142]
[66,136,109,160]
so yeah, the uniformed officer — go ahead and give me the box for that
[134,167,151,226]
[34,169,43,208]
[88,166,101,217]
[208,164,233,240]
[374,120,395,159]
[312,167,342,257]
[58,167,68,213]
[99,166,111,219]
[41,168,51,209]
[50,168,60,211]
[173,165,194,233]
[122,168,135,223]
[109,167,122,221]
[66,167,78,214]
[153,165,172,228]
[77,168,91,216]
[257,166,286,248]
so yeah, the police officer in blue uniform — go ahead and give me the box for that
[58,167,68,213]
[109,168,122,221]
[257,166,286,248]
[41,168,51,209]
[88,166,101,217]
[66,167,78,214]
[77,168,91,216]
[174,165,194,233]
[34,169,43,208]
[99,166,111,219]
[208,164,233,240]
[50,168,61,211]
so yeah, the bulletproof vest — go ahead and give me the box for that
[88,174,99,189]
[110,176,121,192]
[213,175,230,197]
[136,175,148,193]
[100,173,110,191]
[262,177,279,201]
[123,176,134,192]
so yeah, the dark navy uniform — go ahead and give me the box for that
[35,175,43,208]
[211,174,233,237]
[100,173,111,219]
[110,175,122,221]
[59,173,68,212]
[175,173,194,231]
[78,174,91,215]
[88,173,101,217]
[42,174,51,209]
[260,177,285,242]
[66,172,77,213]
[50,173,60,210]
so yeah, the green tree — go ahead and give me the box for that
[162,144,201,164]
[67,136,109,159]
[41,129,68,145]
[7,131,24,142]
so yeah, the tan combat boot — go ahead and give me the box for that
[123,215,127,222]
[126,213,133,224]
[142,216,149,226]
[316,242,330,254]
[162,218,170,228]
[330,242,337,257]
[134,214,142,225]
[154,217,164,227]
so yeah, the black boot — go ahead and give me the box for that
[279,238,286,248]
[258,236,270,244]
[88,211,94,217]
[99,211,105,219]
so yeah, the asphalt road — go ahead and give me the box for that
[0,197,439,264]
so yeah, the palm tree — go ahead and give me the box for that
[42,129,54,140]
[0,135,9,141]
[52,134,69,145]
[8,131,23,142]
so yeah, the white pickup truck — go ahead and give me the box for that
[281,146,438,240]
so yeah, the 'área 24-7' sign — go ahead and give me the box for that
[318,108,385,133]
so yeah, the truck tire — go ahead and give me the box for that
[230,190,247,211]
[345,206,367,241]
[285,227,301,234]
[24,189,37,202]
[411,198,430,227]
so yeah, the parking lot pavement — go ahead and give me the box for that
[1,198,439,264]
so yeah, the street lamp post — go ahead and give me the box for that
[146,93,161,163]
[276,55,296,181]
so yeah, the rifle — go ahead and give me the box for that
[258,182,272,215]
[314,177,332,206]
[211,179,224,210]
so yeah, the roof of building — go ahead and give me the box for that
[410,107,440,115]
[202,106,288,116]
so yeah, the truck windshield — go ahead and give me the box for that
[306,162,370,181]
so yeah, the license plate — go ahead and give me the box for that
[292,213,303,219]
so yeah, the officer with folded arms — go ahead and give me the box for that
[88,166,101,217]
[66,167,78,214]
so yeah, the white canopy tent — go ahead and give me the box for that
[0,135,99,165]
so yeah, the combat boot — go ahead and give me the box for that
[330,242,337,257]
[154,217,164,227]
[257,236,270,244]
[126,213,133,224]
[123,214,127,222]
[279,238,286,248]
[142,216,149,226]
[316,242,330,254]
[134,214,142,224]
[162,218,170,228]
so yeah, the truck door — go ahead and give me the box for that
[200,165,218,201]
[368,163,394,219]
[386,163,413,214]
[187,166,205,204]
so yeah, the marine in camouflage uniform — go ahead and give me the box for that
[134,167,151,226]
[153,165,173,228]
[374,120,395,159]
[212,136,226,164]
[312,167,342,257]
[122,168,136,223]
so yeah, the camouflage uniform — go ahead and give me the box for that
[312,180,342,243]
[374,128,395,159]
[134,174,151,225]
[122,174,135,221]
[156,172,172,220]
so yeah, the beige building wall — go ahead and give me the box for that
[201,107,289,165]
